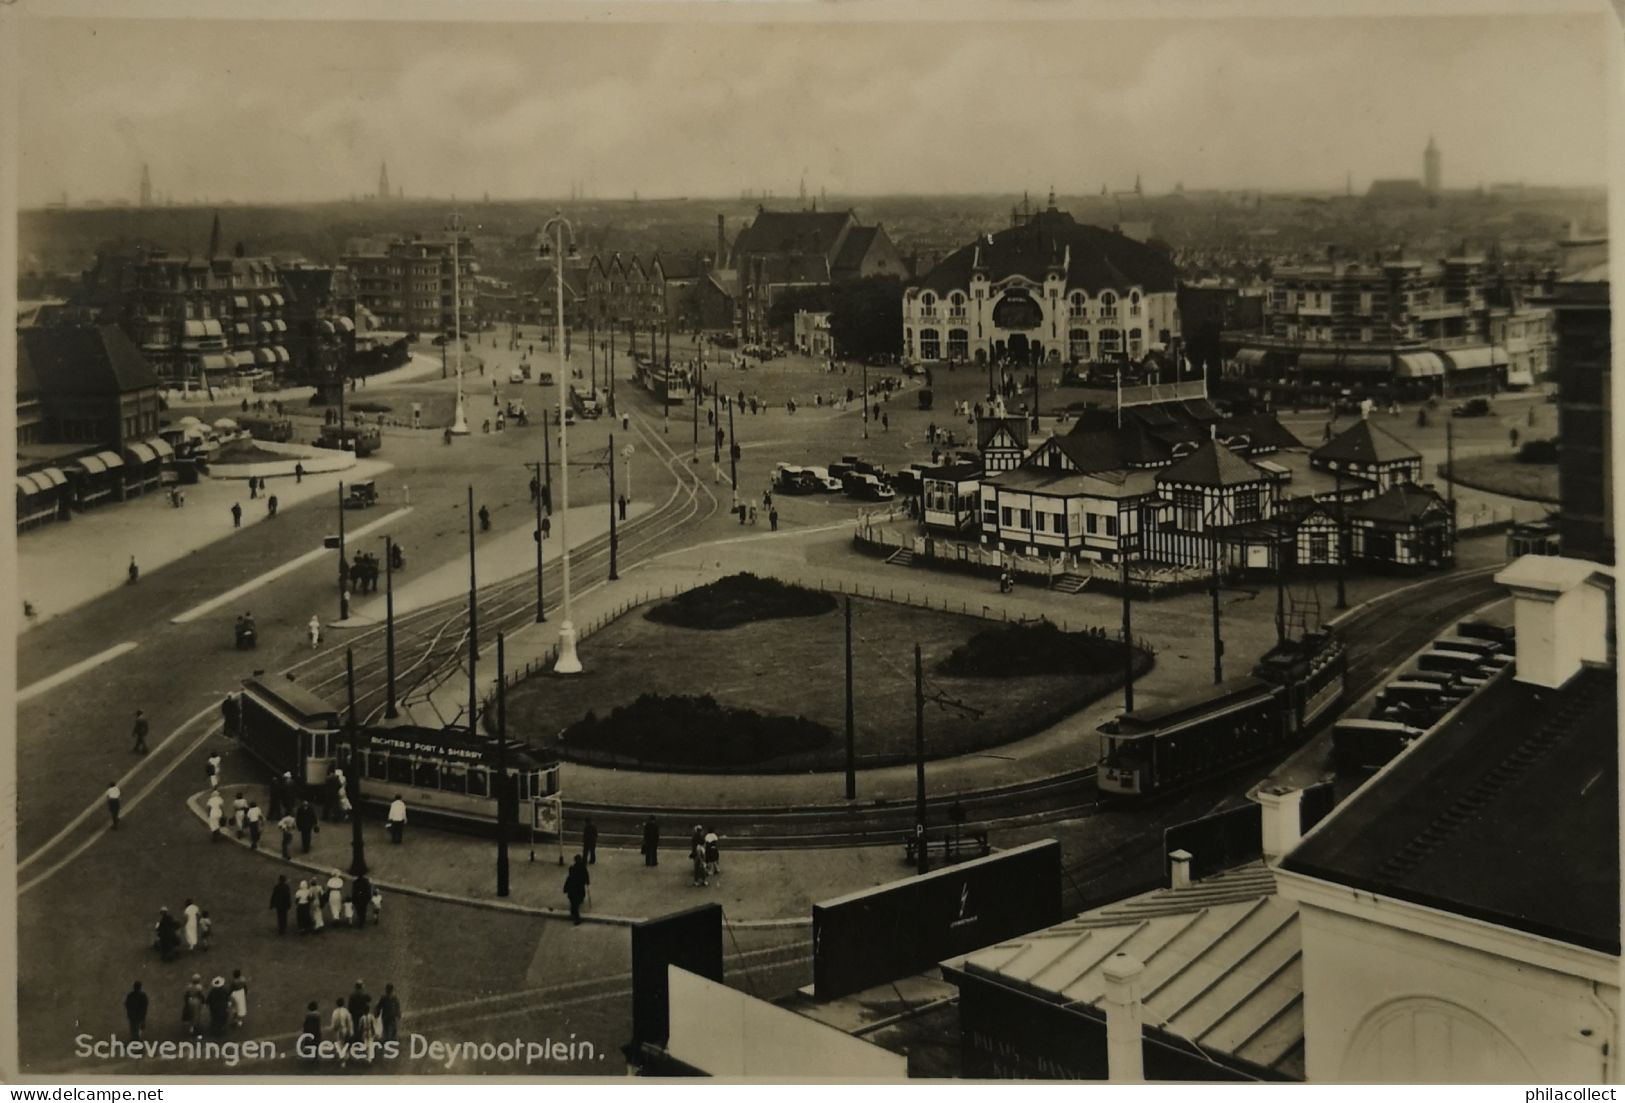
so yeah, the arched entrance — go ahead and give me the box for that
[1008,334,1031,363]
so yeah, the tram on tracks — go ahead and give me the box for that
[631,352,690,406]
[1096,630,1348,798]
[236,677,562,835]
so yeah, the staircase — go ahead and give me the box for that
[885,548,916,567]
[1053,573,1089,594]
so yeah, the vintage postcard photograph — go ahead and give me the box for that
[4,0,1620,1086]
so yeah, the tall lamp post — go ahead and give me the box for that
[337,482,349,620]
[345,648,367,877]
[447,212,470,435]
[525,460,547,623]
[380,535,398,718]
[540,212,584,674]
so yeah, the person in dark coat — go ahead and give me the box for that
[563,856,589,925]
[267,494,279,518]
[347,981,372,1023]
[230,502,242,529]
[131,710,149,755]
[640,816,659,867]
[269,876,293,935]
[378,984,402,1043]
[300,1001,322,1063]
[295,800,318,852]
[125,981,148,1042]
[582,817,598,864]
[154,908,180,961]
[351,874,372,928]
[205,977,232,1037]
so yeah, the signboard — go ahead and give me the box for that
[812,839,1062,999]
[532,796,562,836]
[666,968,906,1079]
[630,905,723,1049]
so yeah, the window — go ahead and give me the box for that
[947,329,969,360]
[1175,489,1202,530]
[985,500,999,524]
[920,329,941,360]
[1236,489,1261,523]
[1129,328,1143,358]
[1019,509,1031,529]
[1035,512,1046,533]
[1086,513,1099,535]
[1099,328,1122,356]
[1129,290,1142,317]
[1105,515,1118,536]
[1001,506,1013,527]
[1069,329,1090,361]
[1099,292,1118,319]
[1309,532,1329,561]
[1069,292,1086,317]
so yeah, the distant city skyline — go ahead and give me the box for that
[15,9,1611,209]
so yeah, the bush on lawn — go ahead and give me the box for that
[562,693,830,767]
[349,401,394,414]
[1516,438,1559,464]
[940,618,1136,678]
[644,572,835,630]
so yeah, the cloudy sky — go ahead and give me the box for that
[15,6,1612,207]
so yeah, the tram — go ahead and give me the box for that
[631,352,690,406]
[235,678,561,834]
[1096,630,1347,798]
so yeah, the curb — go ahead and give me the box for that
[1325,563,1502,630]
[181,790,812,930]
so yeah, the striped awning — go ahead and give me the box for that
[15,474,50,496]
[33,467,68,489]
[72,455,109,475]
[202,319,224,337]
[1396,352,1446,379]
[200,353,236,372]
[236,322,252,336]
[125,442,160,464]
[1442,345,1509,372]
[94,450,125,470]
[183,320,208,338]
[271,292,285,307]
[233,350,258,368]
[272,346,290,363]
[254,347,276,365]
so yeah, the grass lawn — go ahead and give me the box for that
[505,595,1146,773]
[213,439,309,465]
[1447,454,1559,504]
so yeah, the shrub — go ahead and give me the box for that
[939,619,1136,678]
[349,401,394,414]
[562,693,830,767]
[1516,438,1559,464]
[645,572,836,630]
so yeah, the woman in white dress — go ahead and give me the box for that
[310,886,325,933]
[294,881,312,934]
[326,871,345,924]
[182,899,201,951]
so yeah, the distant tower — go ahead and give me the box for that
[799,175,807,208]
[207,210,222,260]
[1424,136,1441,194]
[379,162,391,200]
[139,164,152,207]
[1134,173,1142,196]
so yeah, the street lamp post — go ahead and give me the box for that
[623,442,634,503]
[345,648,367,877]
[525,460,546,624]
[608,432,619,582]
[337,482,349,620]
[448,212,470,435]
[541,212,584,674]
[467,486,479,732]
[495,632,511,898]
[382,534,397,718]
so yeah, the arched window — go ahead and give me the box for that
[1129,327,1144,358]
[948,293,966,319]
[1069,292,1086,317]
[1068,328,1090,361]
[1099,328,1123,356]
[1129,290,1142,317]
[947,329,969,360]
[920,329,941,361]
[920,293,936,317]
[1099,292,1118,319]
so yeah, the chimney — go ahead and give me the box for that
[1168,848,1192,889]
[1494,556,1615,688]
[1101,953,1146,1083]
[1257,785,1305,864]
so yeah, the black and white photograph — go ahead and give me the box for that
[3,0,1620,1086]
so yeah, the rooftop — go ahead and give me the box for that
[917,207,1179,296]
[1311,419,1421,467]
[1281,664,1618,954]
[1157,440,1266,488]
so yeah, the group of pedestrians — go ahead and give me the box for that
[267,869,381,936]
[171,970,251,1039]
[152,898,213,960]
[203,789,268,849]
[300,981,403,1068]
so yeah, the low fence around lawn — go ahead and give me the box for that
[481,572,1157,771]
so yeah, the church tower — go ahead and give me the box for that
[379,162,391,200]
[1423,136,1441,194]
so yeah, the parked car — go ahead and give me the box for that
[890,469,922,495]
[1452,398,1492,418]
[842,472,895,501]
[508,369,526,384]
[801,465,843,492]
[538,371,555,386]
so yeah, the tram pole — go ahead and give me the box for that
[845,597,856,801]
[1121,550,1134,714]
[384,535,397,718]
[1275,528,1288,646]
[692,347,700,461]
[467,486,478,734]
[1211,535,1224,685]
[496,632,510,898]
[608,432,619,581]
[727,398,738,502]
[914,643,928,876]
[337,482,348,621]
[1334,467,1348,610]
[526,460,546,623]
[345,648,366,877]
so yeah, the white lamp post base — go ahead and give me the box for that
[449,392,470,435]
[554,621,583,674]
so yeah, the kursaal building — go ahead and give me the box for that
[903,196,1181,366]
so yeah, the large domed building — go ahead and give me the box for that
[903,195,1180,366]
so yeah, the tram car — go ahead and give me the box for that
[631,353,690,406]
[1096,630,1347,797]
[235,678,560,834]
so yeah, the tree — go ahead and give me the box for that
[827,276,904,362]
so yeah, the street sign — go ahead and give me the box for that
[533,795,562,836]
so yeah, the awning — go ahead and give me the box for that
[234,296,249,310]
[202,319,224,336]
[1296,352,1341,372]
[254,348,276,365]
[33,467,68,489]
[318,320,335,335]
[257,295,272,308]
[271,293,285,307]
[183,320,208,338]
[199,353,235,372]
[273,320,287,332]
[257,321,273,334]
[125,442,159,464]
[272,346,290,363]
[1340,352,1395,373]
[15,475,48,496]
[335,317,355,332]
[146,438,176,460]
[1233,348,1268,367]
[235,323,252,337]
[1442,345,1509,372]
[72,455,109,475]
[1396,352,1446,379]
[233,350,258,368]
[94,450,125,470]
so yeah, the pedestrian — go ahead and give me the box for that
[704,830,721,877]
[310,887,326,934]
[640,815,660,867]
[564,855,590,925]
[347,980,372,1025]
[326,870,345,925]
[183,898,201,952]
[106,781,121,829]
[690,837,708,888]
[267,494,278,518]
[230,502,242,529]
[882,412,889,432]
[246,801,263,849]
[300,1001,322,1063]
[295,880,313,935]
[125,981,148,1042]
[131,709,149,755]
[387,795,407,843]
[1527,406,1536,427]
[296,799,317,853]
[154,908,180,961]
[618,494,627,520]
[352,873,372,928]
[181,975,205,1037]
[229,969,249,1027]
[205,977,231,1037]
[248,476,258,500]
[582,817,598,864]
[198,910,212,951]
[308,615,322,649]
[329,998,354,1068]
[205,751,222,788]
[378,984,401,1044]
[1510,428,1520,449]
[207,789,224,842]
[278,811,296,859]
[270,875,292,934]
[294,462,304,484]
[232,792,249,838]
[769,508,779,532]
